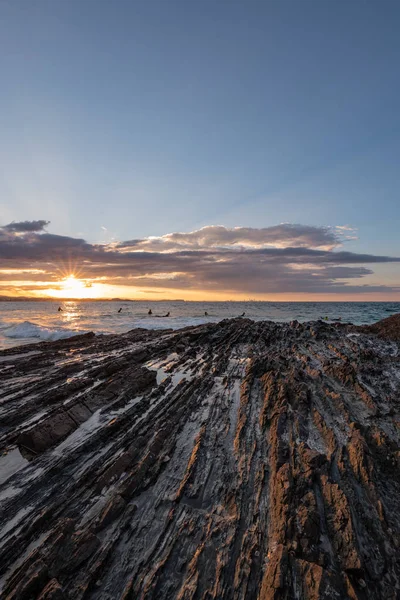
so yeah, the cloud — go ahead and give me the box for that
[0,220,398,296]
[3,220,50,233]
[118,224,347,252]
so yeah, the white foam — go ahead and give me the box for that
[2,321,87,342]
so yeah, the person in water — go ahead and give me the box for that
[148,309,152,315]
[118,308,122,313]
[205,311,209,316]
[58,306,63,312]
[239,312,245,317]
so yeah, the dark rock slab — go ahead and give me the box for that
[0,316,400,599]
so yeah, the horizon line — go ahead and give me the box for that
[0,296,398,304]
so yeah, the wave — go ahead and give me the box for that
[2,321,88,342]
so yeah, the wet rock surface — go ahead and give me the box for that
[357,313,400,341]
[0,316,399,599]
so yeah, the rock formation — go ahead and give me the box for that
[0,316,399,599]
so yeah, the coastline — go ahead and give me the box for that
[0,315,399,597]
[1,300,399,351]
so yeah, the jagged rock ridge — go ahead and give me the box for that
[0,317,399,599]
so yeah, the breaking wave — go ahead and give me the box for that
[2,321,87,342]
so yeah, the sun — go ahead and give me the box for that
[60,273,91,298]
[62,274,86,295]
[43,272,117,299]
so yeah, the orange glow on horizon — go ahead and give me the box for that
[0,278,399,302]
[44,274,103,299]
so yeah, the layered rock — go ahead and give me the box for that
[0,316,399,599]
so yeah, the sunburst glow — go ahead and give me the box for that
[45,274,103,299]
[61,275,87,296]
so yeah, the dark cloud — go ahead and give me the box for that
[3,220,50,232]
[0,220,398,295]
[0,231,94,260]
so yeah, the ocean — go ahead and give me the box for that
[0,300,399,349]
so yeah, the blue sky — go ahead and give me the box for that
[0,0,399,298]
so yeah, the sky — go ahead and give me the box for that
[0,0,399,300]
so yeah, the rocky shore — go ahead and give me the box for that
[0,315,399,599]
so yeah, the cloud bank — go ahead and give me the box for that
[0,221,398,296]
[118,224,356,252]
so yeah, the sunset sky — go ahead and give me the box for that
[0,1,399,300]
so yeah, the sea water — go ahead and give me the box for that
[0,300,399,349]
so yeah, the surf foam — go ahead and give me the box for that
[2,321,87,342]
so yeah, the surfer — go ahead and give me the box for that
[205,311,209,316]
[58,306,63,312]
[118,308,122,313]
[239,312,245,317]
[148,309,152,315]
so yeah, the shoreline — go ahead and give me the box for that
[1,311,399,355]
